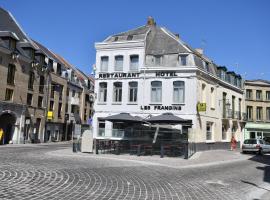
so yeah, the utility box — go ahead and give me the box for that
[81,129,93,153]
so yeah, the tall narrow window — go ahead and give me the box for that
[130,55,139,71]
[246,89,252,100]
[7,64,16,85]
[99,82,107,103]
[113,82,122,102]
[179,55,187,66]
[266,91,270,101]
[98,120,105,136]
[5,88,13,101]
[49,101,54,111]
[27,93,33,106]
[50,85,55,98]
[266,107,270,121]
[247,106,253,121]
[232,96,235,118]
[210,87,215,109]
[129,82,138,102]
[256,90,262,100]
[39,75,44,93]
[256,107,262,121]
[202,84,206,103]
[38,96,43,108]
[206,122,213,141]
[28,71,35,90]
[115,55,123,71]
[151,81,162,103]
[58,103,62,118]
[173,81,185,103]
[100,56,109,72]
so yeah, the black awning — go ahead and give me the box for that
[146,113,192,125]
[104,113,144,123]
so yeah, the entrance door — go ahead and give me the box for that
[250,132,256,139]
[0,113,16,144]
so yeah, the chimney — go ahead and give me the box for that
[174,33,180,40]
[195,48,204,55]
[147,16,156,26]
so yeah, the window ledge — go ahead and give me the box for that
[172,103,185,105]
[112,102,122,105]
[149,103,162,105]
[127,102,138,105]
[97,102,107,105]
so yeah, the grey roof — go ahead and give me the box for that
[104,25,189,55]
[0,31,19,40]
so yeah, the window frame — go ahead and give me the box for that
[100,56,109,72]
[113,82,122,103]
[256,106,263,121]
[129,55,139,71]
[128,81,138,103]
[5,88,13,101]
[173,81,185,104]
[7,64,16,85]
[114,55,124,71]
[98,82,107,103]
[151,81,162,103]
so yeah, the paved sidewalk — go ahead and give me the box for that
[48,147,254,169]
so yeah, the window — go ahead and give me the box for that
[247,106,253,121]
[72,90,75,97]
[27,93,33,106]
[179,55,187,66]
[113,82,122,102]
[266,107,270,121]
[98,120,105,136]
[266,91,270,101]
[256,107,262,121]
[99,82,107,103]
[151,81,162,103]
[7,64,16,85]
[246,89,252,100]
[5,88,13,101]
[202,84,206,103]
[222,125,227,140]
[38,96,43,108]
[129,82,138,102]
[256,90,262,100]
[115,55,123,71]
[100,56,108,72]
[154,55,162,66]
[39,75,44,93]
[127,35,133,40]
[24,48,35,60]
[58,103,62,118]
[56,64,62,76]
[173,81,185,103]
[204,62,210,72]
[130,55,139,71]
[206,122,213,141]
[49,101,54,111]
[28,71,35,90]
[65,103,68,113]
[66,88,69,97]
[50,85,55,98]
[210,87,215,108]
[220,70,226,81]
[58,85,63,100]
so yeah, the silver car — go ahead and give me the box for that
[242,139,270,155]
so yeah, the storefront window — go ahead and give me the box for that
[151,81,162,103]
[173,81,184,103]
[98,120,105,136]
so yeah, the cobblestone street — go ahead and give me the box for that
[0,143,270,200]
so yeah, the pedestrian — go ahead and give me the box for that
[231,136,237,151]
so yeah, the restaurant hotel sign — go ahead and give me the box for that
[98,71,178,79]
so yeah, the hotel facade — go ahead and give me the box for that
[93,18,246,151]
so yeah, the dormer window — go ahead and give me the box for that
[36,54,45,66]
[154,55,162,66]
[1,37,16,51]
[204,61,210,72]
[127,35,133,40]
[179,55,187,66]
[56,63,62,76]
[23,47,35,60]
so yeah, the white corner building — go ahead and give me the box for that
[93,17,245,151]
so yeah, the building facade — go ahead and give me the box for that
[244,80,270,140]
[93,17,245,150]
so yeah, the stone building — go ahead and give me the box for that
[244,80,270,140]
[0,7,94,144]
[93,17,245,151]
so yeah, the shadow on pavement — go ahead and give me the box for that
[248,154,270,184]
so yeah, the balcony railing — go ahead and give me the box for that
[223,109,247,121]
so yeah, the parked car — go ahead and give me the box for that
[242,139,270,155]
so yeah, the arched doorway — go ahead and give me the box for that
[0,112,16,145]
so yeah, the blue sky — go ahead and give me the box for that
[0,0,269,80]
